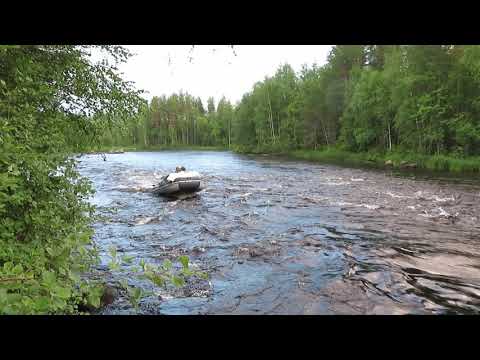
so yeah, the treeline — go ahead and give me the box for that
[97,45,480,160]
[234,45,480,157]
[93,94,234,149]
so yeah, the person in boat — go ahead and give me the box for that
[159,166,186,183]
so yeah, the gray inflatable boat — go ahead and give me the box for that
[153,170,203,196]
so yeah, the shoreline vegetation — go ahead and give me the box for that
[82,145,225,154]
[289,149,480,174]
[244,147,480,174]
[81,145,480,174]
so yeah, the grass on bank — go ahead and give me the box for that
[233,144,480,173]
[290,149,480,173]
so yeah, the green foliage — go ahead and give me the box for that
[89,91,230,150]
[0,45,141,314]
[230,45,480,171]
[290,149,480,173]
[107,246,208,309]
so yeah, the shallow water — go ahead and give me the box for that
[77,151,480,314]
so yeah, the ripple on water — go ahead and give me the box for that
[77,151,480,314]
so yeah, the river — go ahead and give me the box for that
[77,151,480,314]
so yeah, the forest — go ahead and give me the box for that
[87,45,480,172]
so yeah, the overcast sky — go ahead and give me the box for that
[115,45,332,107]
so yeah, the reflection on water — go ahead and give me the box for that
[77,151,480,314]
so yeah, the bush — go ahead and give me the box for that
[0,45,141,314]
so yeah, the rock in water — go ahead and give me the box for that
[400,162,418,169]
[101,285,118,306]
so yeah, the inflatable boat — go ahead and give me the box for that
[153,170,203,196]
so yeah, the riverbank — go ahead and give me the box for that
[233,145,480,174]
[82,145,227,154]
[290,149,480,173]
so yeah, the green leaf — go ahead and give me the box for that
[178,255,189,269]
[12,264,23,274]
[69,272,81,283]
[149,273,166,287]
[42,271,57,287]
[89,296,101,309]
[121,255,134,264]
[0,289,8,304]
[108,261,120,271]
[54,286,71,300]
[108,245,117,259]
[171,275,185,287]
[3,262,14,272]
[181,268,193,277]
[162,259,172,270]
[132,287,142,299]
[87,289,101,308]
[33,297,51,312]
[120,280,129,290]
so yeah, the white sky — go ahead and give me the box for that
[115,45,332,107]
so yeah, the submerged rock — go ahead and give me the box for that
[101,285,118,306]
[399,161,417,169]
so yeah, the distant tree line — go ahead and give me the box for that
[86,93,234,149]
[91,45,480,158]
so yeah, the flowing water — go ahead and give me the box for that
[77,151,480,314]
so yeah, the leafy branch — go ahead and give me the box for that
[106,246,208,310]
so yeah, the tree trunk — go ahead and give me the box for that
[387,121,392,151]
[321,120,329,146]
[229,113,232,148]
[266,86,275,144]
